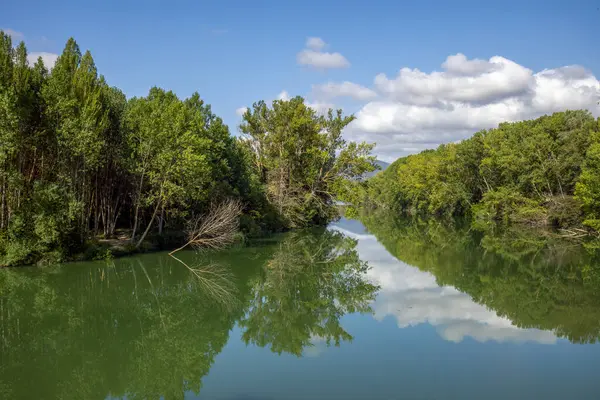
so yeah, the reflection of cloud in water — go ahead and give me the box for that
[303,335,328,357]
[330,224,557,345]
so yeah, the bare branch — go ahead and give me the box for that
[169,199,243,255]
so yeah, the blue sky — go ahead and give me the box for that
[3,0,600,161]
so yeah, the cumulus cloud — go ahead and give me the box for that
[2,28,24,41]
[373,54,534,106]
[442,53,499,76]
[342,54,600,160]
[312,81,377,101]
[27,52,59,70]
[297,37,350,70]
[329,224,558,345]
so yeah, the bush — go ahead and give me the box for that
[0,183,81,266]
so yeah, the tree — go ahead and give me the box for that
[240,96,377,228]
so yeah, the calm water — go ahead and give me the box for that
[2,216,600,400]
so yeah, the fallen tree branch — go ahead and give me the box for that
[168,199,243,255]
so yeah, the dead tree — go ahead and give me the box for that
[168,199,243,255]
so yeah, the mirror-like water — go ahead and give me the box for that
[1,216,600,399]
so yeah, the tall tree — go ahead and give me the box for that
[240,96,377,227]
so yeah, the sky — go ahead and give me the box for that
[2,0,600,162]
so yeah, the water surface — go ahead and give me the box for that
[1,216,600,399]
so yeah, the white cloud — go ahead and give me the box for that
[2,28,24,41]
[297,50,350,70]
[27,52,59,70]
[344,54,600,160]
[312,81,377,101]
[442,53,499,76]
[306,37,326,51]
[329,224,559,345]
[277,90,290,101]
[532,66,600,113]
[297,37,350,70]
[374,54,534,105]
[235,107,248,117]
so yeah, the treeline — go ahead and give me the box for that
[0,32,376,266]
[358,110,600,232]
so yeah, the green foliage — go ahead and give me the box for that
[546,195,583,228]
[472,187,547,229]
[575,127,600,233]
[1,182,81,266]
[367,110,600,230]
[1,33,373,265]
[240,97,377,229]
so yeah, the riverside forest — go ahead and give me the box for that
[3,34,600,268]
[2,32,600,400]
[0,33,376,267]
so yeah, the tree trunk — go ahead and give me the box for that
[130,170,145,242]
[136,198,161,249]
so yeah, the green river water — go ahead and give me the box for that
[1,215,600,399]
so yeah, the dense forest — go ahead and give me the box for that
[0,32,376,266]
[352,110,600,233]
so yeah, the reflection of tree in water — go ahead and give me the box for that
[239,228,380,356]
[361,211,600,344]
[0,229,379,398]
[0,249,264,400]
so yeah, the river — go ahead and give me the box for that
[1,216,599,399]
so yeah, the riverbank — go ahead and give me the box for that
[1,225,287,267]
[0,230,185,267]
[76,230,186,263]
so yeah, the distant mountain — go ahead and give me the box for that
[363,160,390,179]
